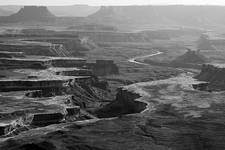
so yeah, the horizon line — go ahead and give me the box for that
[1,4,225,7]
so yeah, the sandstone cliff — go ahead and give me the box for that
[197,34,215,50]
[2,75,225,150]
[95,88,146,118]
[170,49,207,68]
[0,6,56,22]
[195,64,225,91]
[88,5,225,29]
[145,49,207,69]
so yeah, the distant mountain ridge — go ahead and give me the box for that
[0,6,56,22]
[48,5,99,17]
[2,5,225,30]
[171,49,207,64]
[88,5,225,29]
[0,5,99,17]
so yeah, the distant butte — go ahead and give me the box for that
[0,6,56,22]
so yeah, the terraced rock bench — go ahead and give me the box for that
[87,60,119,76]
[30,113,64,127]
[0,79,65,92]
[0,124,11,136]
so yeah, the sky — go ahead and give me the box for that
[1,0,225,6]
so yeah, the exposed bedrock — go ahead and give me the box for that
[170,50,207,67]
[0,38,90,57]
[95,88,147,118]
[0,51,25,58]
[2,111,225,150]
[195,64,225,91]
[87,60,119,76]
[0,58,48,69]
[0,80,65,92]
[197,34,215,50]
[76,29,201,43]
[25,89,64,98]
[36,38,90,57]
[0,57,86,69]
[0,44,57,56]
[2,77,225,149]
[0,106,81,137]
[192,82,210,91]
[68,24,118,32]
[67,79,113,109]
[88,5,225,30]
[0,76,110,136]
[56,68,93,76]
[145,49,207,69]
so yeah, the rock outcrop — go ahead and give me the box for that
[146,49,207,69]
[14,31,90,57]
[30,113,64,126]
[88,60,119,76]
[195,64,225,91]
[2,75,225,150]
[95,88,147,118]
[170,49,207,69]
[0,6,56,22]
[0,58,48,69]
[48,5,99,17]
[68,24,117,32]
[75,29,201,43]
[0,51,24,58]
[88,5,225,29]
[197,34,215,50]
[0,124,11,136]
[0,79,65,92]
[0,57,86,69]
[0,5,100,17]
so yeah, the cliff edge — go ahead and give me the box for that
[195,64,225,91]
[0,6,56,22]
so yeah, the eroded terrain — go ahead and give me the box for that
[1,6,225,150]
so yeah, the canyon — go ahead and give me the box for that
[1,5,225,150]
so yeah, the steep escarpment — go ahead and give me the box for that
[2,75,225,150]
[95,88,147,118]
[33,38,90,57]
[145,49,207,69]
[0,35,90,57]
[76,29,202,43]
[48,5,99,17]
[89,5,225,29]
[170,49,207,68]
[87,60,119,76]
[0,6,56,23]
[197,34,215,50]
[68,24,118,32]
[195,64,225,91]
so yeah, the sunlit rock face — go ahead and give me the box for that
[195,64,225,91]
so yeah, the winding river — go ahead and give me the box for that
[0,50,171,138]
[128,51,163,65]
